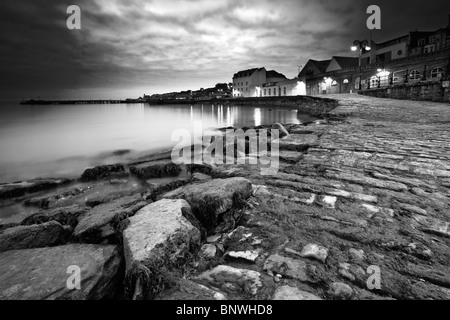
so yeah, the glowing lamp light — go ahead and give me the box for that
[351,46,358,51]
[365,46,371,51]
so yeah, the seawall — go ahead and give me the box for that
[147,96,339,116]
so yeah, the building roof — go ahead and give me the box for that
[233,67,265,78]
[298,59,331,77]
[266,70,287,79]
[332,56,359,69]
[309,59,331,73]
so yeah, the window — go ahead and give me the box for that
[343,79,349,84]
[370,76,379,88]
[274,88,277,96]
[331,80,337,86]
[393,70,406,83]
[269,89,271,96]
[429,35,439,43]
[424,45,435,54]
[246,87,249,92]
[418,39,425,46]
[409,70,421,81]
[283,87,286,95]
[246,82,248,85]
[431,67,444,79]
[264,89,266,96]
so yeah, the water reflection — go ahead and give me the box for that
[0,102,316,182]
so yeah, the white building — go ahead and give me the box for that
[233,68,305,97]
[232,68,266,98]
[259,78,306,97]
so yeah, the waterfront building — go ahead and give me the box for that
[232,67,306,97]
[232,68,267,98]
[298,15,450,101]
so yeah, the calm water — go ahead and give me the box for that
[0,101,316,183]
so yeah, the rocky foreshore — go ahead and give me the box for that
[0,94,449,300]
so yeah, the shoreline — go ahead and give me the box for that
[19,95,338,114]
[1,94,449,300]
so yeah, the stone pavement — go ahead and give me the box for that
[203,94,450,300]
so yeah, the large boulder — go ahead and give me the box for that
[0,221,71,253]
[129,160,182,179]
[74,194,147,244]
[0,244,123,300]
[123,199,201,300]
[21,205,88,227]
[0,178,72,199]
[162,178,252,232]
[80,164,128,182]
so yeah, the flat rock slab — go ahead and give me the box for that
[0,221,70,253]
[300,243,329,263]
[130,160,182,179]
[225,250,259,263]
[0,178,72,199]
[21,205,88,228]
[328,282,354,300]
[277,134,319,152]
[0,244,123,300]
[191,172,212,182]
[414,215,450,238]
[163,177,252,232]
[156,279,226,300]
[24,186,87,209]
[195,265,262,296]
[74,194,147,243]
[263,254,310,282]
[80,164,128,182]
[123,199,201,299]
[273,286,322,300]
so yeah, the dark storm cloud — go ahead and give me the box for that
[0,0,449,99]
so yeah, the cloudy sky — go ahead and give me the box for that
[1,0,449,99]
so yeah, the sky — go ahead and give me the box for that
[1,0,449,100]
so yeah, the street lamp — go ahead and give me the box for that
[351,40,371,90]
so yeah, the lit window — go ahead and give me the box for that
[431,67,444,79]
[393,70,406,83]
[409,70,421,81]
[424,45,435,54]
[331,80,337,86]
[343,79,349,84]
